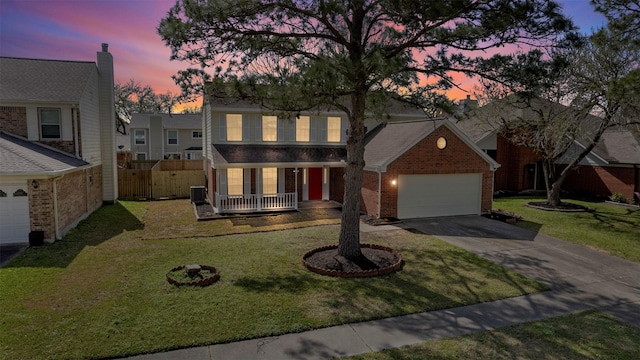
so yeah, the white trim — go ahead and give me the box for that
[166,129,179,145]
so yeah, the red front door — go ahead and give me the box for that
[308,167,323,200]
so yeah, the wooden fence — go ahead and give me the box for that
[118,160,205,200]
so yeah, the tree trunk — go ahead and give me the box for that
[337,92,367,259]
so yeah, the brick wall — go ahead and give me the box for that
[495,135,542,191]
[563,165,637,201]
[363,125,494,218]
[330,167,345,203]
[28,179,55,240]
[40,140,75,155]
[0,106,28,137]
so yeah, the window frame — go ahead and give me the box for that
[262,167,278,195]
[134,129,146,145]
[296,116,310,142]
[135,152,147,160]
[192,130,202,139]
[227,168,244,196]
[262,115,278,142]
[226,114,243,141]
[39,108,62,140]
[327,116,341,143]
[167,130,178,145]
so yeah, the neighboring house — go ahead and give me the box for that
[0,44,117,245]
[129,113,203,161]
[455,99,640,202]
[203,93,499,218]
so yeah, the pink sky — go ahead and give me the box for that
[0,0,606,108]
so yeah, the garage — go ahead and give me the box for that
[397,173,482,219]
[0,181,30,245]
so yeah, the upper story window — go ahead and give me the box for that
[327,116,341,142]
[296,116,310,142]
[226,114,243,141]
[167,130,178,145]
[39,108,61,139]
[134,129,146,145]
[262,116,277,142]
[192,130,202,138]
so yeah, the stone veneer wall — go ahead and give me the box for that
[0,106,28,137]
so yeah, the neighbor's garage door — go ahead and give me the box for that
[0,181,30,245]
[397,173,482,219]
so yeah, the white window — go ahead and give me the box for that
[296,116,310,142]
[227,168,243,196]
[262,168,278,195]
[227,114,243,141]
[136,152,146,160]
[192,130,202,138]
[262,116,277,142]
[134,129,146,145]
[39,108,61,139]
[327,117,341,142]
[167,130,178,145]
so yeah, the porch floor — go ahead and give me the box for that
[194,200,342,221]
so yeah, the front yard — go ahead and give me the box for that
[494,197,640,263]
[0,200,544,360]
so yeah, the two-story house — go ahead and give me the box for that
[129,113,202,161]
[203,93,499,218]
[0,44,117,245]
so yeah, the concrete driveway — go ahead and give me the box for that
[402,215,640,326]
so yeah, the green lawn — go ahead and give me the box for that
[493,197,640,263]
[0,201,544,360]
[345,310,640,360]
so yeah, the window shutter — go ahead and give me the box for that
[310,117,317,142]
[219,114,227,141]
[277,118,284,141]
[219,169,228,195]
[289,119,296,141]
[321,117,328,142]
[243,116,250,142]
[278,168,285,193]
[243,168,251,195]
[341,118,349,143]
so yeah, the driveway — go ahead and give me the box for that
[402,215,640,326]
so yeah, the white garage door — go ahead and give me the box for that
[398,173,482,219]
[0,181,30,245]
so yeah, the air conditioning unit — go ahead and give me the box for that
[190,186,206,204]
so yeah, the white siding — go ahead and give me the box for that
[79,69,101,163]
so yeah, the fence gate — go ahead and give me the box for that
[117,168,152,199]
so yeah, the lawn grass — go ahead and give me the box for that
[345,310,640,360]
[494,197,640,263]
[0,200,545,360]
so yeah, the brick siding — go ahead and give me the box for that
[0,106,28,137]
[563,165,638,201]
[495,135,542,192]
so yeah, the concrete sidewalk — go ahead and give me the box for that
[123,216,640,360]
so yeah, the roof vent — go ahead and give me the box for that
[101,43,109,52]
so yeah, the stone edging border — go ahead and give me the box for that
[302,244,403,278]
[166,265,220,287]
[525,202,593,212]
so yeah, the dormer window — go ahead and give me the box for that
[226,114,243,141]
[262,116,277,142]
[39,108,61,139]
[327,116,341,142]
[296,116,310,142]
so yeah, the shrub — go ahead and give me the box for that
[609,193,628,203]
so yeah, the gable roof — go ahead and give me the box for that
[0,132,89,176]
[130,113,202,129]
[0,57,97,103]
[595,129,640,164]
[210,144,346,167]
[364,118,500,172]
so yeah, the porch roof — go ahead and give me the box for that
[211,144,346,165]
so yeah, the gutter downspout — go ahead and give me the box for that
[73,107,80,158]
[377,166,382,219]
[53,174,64,240]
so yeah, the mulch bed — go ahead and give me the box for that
[303,244,403,278]
[526,201,592,212]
